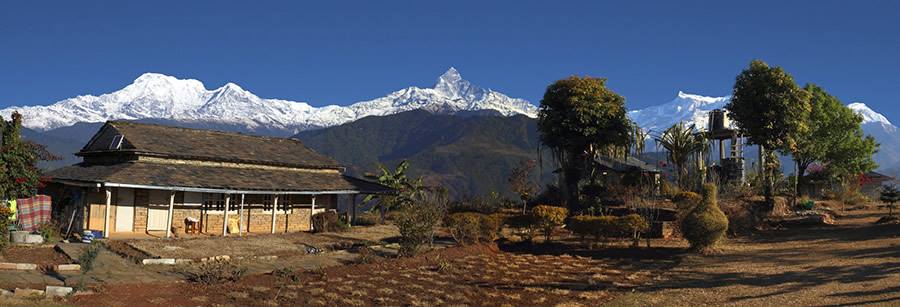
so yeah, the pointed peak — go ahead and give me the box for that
[437,67,463,85]
[848,102,894,127]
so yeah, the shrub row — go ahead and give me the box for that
[567,214,649,243]
[444,212,502,244]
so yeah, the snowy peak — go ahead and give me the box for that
[848,102,895,132]
[0,68,537,133]
[629,91,731,133]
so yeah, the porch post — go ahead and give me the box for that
[310,195,317,231]
[238,194,245,236]
[103,188,111,238]
[222,194,231,236]
[166,191,175,238]
[270,195,278,234]
[351,195,358,225]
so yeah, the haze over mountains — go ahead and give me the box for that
[3,69,897,195]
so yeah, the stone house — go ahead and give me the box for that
[44,121,391,238]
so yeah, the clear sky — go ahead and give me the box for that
[1,1,898,120]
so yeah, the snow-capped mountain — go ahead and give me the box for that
[0,68,537,133]
[630,92,899,174]
[628,91,731,133]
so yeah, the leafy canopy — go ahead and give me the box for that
[538,76,632,153]
[726,60,811,152]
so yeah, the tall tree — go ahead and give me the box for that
[725,60,811,207]
[791,84,878,195]
[537,76,632,210]
[655,122,707,190]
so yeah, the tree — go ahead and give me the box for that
[681,183,728,253]
[538,76,632,211]
[879,184,899,217]
[508,159,539,214]
[725,60,811,207]
[0,112,47,199]
[363,160,422,224]
[790,84,878,195]
[655,122,707,190]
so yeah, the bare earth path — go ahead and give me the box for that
[614,210,900,306]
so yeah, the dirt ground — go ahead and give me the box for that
[610,208,900,306]
[0,246,72,269]
[125,225,400,259]
[27,207,900,306]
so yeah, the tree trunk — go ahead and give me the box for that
[761,145,774,208]
[793,159,800,207]
[522,199,528,214]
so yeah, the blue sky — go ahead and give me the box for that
[1,1,898,120]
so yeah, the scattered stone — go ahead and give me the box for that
[15,263,37,270]
[55,264,81,271]
[45,286,73,297]
[142,258,176,265]
[175,259,193,265]
[14,288,44,297]
[0,263,16,270]
[0,289,12,297]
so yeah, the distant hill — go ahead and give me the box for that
[295,110,553,198]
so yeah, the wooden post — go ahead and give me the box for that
[351,195,358,226]
[270,195,278,234]
[238,194,245,236]
[222,194,231,236]
[310,195,317,231]
[166,191,175,238]
[103,188,111,238]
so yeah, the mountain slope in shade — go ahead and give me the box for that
[1,68,537,134]
[295,110,552,198]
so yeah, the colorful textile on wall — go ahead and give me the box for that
[16,195,52,231]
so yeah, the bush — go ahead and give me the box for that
[503,213,537,241]
[681,184,729,253]
[395,188,448,256]
[445,212,502,245]
[449,195,501,214]
[37,222,62,243]
[797,198,815,211]
[568,214,648,246]
[673,192,701,209]
[354,212,379,226]
[616,214,650,246]
[531,205,568,242]
[0,205,11,251]
[660,180,681,199]
[312,211,348,233]
[185,260,247,284]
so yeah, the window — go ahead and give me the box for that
[109,135,124,150]
[262,195,292,213]
[202,193,236,213]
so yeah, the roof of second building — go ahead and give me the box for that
[80,121,341,169]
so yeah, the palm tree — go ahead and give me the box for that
[655,123,707,189]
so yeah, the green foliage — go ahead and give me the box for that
[531,205,569,241]
[0,113,45,200]
[449,194,501,214]
[655,122,708,189]
[538,76,632,209]
[673,191,702,215]
[880,184,899,216]
[37,222,61,243]
[184,260,247,284]
[444,212,502,245]
[681,184,729,253]
[726,60,811,205]
[363,160,422,224]
[791,84,878,193]
[0,205,11,251]
[502,213,538,241]
[311,211,348,233]
[353,212,379,226]
[394,188,448,257]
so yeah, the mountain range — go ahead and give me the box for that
[1,68,536,135]
[3,69,897,197]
